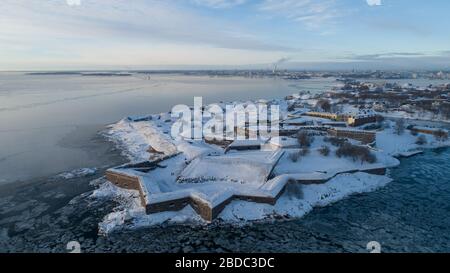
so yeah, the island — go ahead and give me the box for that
[93,80,450,233]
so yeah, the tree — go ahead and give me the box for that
[376,115,385,124]
[316,99,331,112]
[297,131,314,148]
[324,137,347,147]
[336,143,377,164]
[416,135,427,145]
[434,130,449,142]
[394,119,405,135]
[440,103,450,120]
[299,147,310,156]
[319,145,330,156]
[287,103,296,112]
[288,151,301,162]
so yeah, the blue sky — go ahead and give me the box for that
[1,0,449,70]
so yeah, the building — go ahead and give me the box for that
[280,117,313,127]
[345,113,378,127]
[304,111,378,127]
[225,139,266,152]
[338,109,378,127]
[411,126,449,137]
[319,121,347,127]
[304,111,338,120]
[328,128,376,144]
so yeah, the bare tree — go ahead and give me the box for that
[319,145,330,156]
[297,131,314,148]
[316,99,331,112]
[394,119,405,135]
[299,147,310,156]
[288,151,301,162]
[336,143,377,164]
[416,135,427,145]
[434,130,449,142]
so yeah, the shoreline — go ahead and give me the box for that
[0,124,128,188]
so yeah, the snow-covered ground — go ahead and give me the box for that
[382,110,450,124]
[376,122,450,156]
[273,138,398,177]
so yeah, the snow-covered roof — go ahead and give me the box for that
[268,136,299,148]
[228,139,267,148]
[178,150,283,185]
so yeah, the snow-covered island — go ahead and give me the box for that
[93,82,450,233]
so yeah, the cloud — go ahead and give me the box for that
[368,19,430,37]
[0,0,300,69]
[191,0,247,9]
[333,51,450,70]
[366,0,381,6]
[350,52,425,60]
[0,0,293,52]
[66,0,81,6]
[258,0,343,29]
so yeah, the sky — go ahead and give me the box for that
[1,0,450,70]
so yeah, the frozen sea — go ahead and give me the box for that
[0,72,336,184]
[1,147,449,253]
[1,72,450,253]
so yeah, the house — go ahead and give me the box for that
[339,110,378,127]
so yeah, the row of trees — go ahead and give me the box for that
[336,143,377,164]
[289,133,377,164]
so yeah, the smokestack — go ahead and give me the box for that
[273,57,291,74]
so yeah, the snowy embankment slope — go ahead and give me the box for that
[104,119,177,162]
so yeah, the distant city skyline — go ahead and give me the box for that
[1,0,450,70]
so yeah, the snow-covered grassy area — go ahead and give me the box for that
[274,145,398,177]
[382,110,450,124]
[376,123,450,156]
